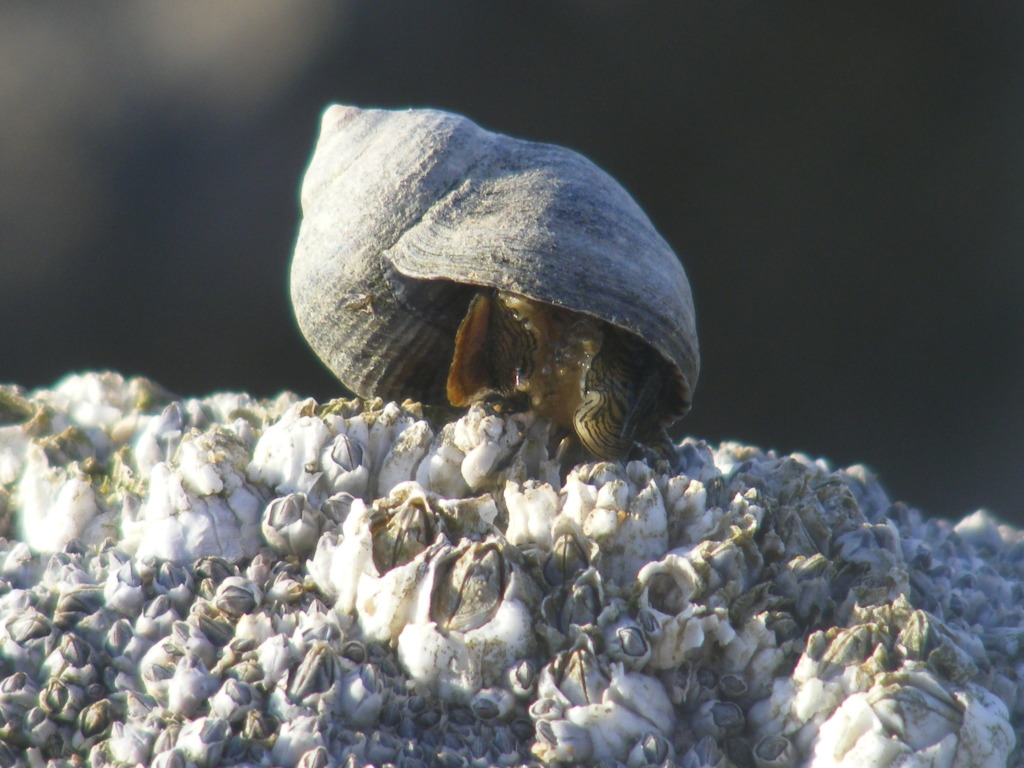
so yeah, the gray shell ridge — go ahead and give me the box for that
[291,104,699,410]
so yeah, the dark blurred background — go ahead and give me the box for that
[2,2,1022,524]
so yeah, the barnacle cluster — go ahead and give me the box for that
[0,372,1020,767]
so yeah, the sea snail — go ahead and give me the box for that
[291,104,699,460]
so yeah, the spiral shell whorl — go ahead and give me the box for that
[292,106,480,402]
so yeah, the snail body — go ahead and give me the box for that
[291,104,698,459]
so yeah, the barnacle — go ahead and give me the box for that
[0,372,1019,766]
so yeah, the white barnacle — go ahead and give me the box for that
[210,678,260,725]
[256,633,297,690]
[454,406,524,491]
[504,479,560,550]
[108,720,156,765]
[261,493,322,558]
[17,444,112,553]
[376,419,434,497]
[103,558,146,616]
[247,399,331,496]
[175,715,230,768]
[272,714,325,768]
[333,665,386,729]
[167,654,219,718]
[812,671,1014,768]
[397,536,540,701]
[534,636,675,763]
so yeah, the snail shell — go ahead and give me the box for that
[291,104,699,458]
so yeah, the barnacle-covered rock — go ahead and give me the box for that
[758,595,1016,767]
[0,372,1021,767]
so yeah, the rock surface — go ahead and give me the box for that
[0,371,1019,767]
